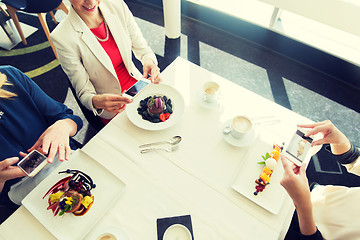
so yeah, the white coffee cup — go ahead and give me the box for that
[202,81,220,103]
[97,233,117,240]
[229,116,253,139]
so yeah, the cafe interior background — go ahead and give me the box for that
[0,0,359,236]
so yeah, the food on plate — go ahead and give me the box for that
[43,169,96,216]
[254,144,283,196]
[137,95,173,123]
[148,96,165,115]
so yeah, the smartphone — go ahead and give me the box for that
[17,150,48,177]
[123,78,151,99]
[284,128,314,166]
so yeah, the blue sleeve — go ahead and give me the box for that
[6,66,83,133]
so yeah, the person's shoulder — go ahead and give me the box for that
[51,16,72,38]
[0,65,30,90]
[0,65,23,82]
[0,65,19,74]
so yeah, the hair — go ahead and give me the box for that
[0,72,17,99]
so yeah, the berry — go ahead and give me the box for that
[68,180,76,188]
[59,200,66,209]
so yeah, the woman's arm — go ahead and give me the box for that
[119,0,160,82]
[280,156,318,236]
[298,120,351,154]
[51,28,98,113]
[8,66,82,162]
[298,120,360,175]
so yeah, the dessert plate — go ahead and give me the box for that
[163,224,192,240]
[126,83,185,131]
[22,150,126,240]
[231,132,286,214]
[222,120,256,147]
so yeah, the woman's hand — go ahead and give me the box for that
[298,120,350,154]
[280,156,317,236]
[92,94,132,114]
[280,156,311,208]
[143,58,161,84]
[27,119,78,163]
[0,157,27,192]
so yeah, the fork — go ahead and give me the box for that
[140,145,179,154]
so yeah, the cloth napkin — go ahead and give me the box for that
[157,215,194,240]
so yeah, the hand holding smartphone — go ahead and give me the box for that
[284,128,314,166]
[123,78,151,99]
[17,150,47,177]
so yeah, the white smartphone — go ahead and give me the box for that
[284,128,314,166]
[123,78,151,99]
[17,150,48,177]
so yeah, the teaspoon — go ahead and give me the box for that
[139,136,182,148]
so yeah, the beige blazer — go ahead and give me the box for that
[311,152,360,239]
[51,0,158,119]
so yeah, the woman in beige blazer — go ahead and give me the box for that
[51,0,160,121]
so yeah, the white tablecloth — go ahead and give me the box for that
[0,57,315,240]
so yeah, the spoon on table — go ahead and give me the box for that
[140,145,180,154]
[139,136,182,148]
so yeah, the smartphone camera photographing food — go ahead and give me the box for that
[17,150,47,177]
[284,128,314,166]
[123,78,151,99]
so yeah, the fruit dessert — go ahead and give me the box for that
[43,169,96,216]
[254,144,283,196]
[137,95,173,123]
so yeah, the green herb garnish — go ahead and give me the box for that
[261,152,271,161]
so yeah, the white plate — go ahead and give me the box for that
[126,84,185,131]
[22,150,126,240]
[231,132,286,214]
[86,226,129,240]
[222,120,256,147]
[163,224,192,240]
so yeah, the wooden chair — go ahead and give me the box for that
[1,0,69,58]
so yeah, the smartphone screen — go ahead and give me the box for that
[285,129,313,163]
[18,150,47,176]
[125,79,149,97]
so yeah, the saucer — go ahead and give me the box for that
[88,226,129,240]
[222,120,256,147]
[196,90,221,109]
[163,224,192,240]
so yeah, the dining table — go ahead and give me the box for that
[0,57,317,240]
